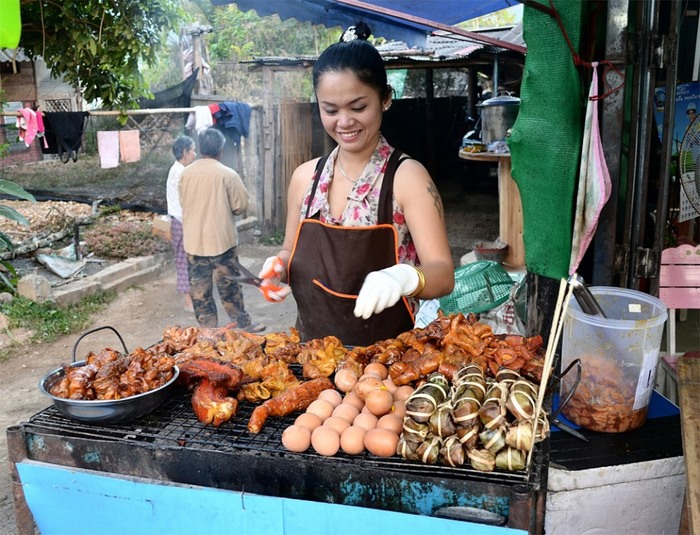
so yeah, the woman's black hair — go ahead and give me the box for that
[312,22,390,101]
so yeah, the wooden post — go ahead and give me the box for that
[677,352,700,534]
[262,67,275,236]
[6,425,36,535]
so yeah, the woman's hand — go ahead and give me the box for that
[259,256,291,302]
[353,264,420,319]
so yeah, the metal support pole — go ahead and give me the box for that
[593,0,629,286]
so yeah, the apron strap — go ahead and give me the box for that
[377,149,408,225]
[304,156,329,219]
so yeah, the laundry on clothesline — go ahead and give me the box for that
[119,130,141,163]
[41,111,89,163]
[213,102,251,144]
[16,107,48,148]
[97,131,120,169]
[185,105,214,133]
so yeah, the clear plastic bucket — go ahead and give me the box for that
[560,287,667,433]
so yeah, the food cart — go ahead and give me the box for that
[8,377,686,534]
[8,384,547,534]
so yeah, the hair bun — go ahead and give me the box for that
[340,22,372,42]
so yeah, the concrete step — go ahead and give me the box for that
[92,256,161,285]
[51,257,169,306]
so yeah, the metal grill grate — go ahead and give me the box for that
[26,386,531,485]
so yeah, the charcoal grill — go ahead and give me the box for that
[9,383,548,533]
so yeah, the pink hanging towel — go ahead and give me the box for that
[119,130,141,163]
[16,108,38,146]
[97,131,120,169]
[569,63,612,275]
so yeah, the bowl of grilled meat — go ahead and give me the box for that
[39,346,179,424]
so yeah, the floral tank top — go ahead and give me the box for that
[300,135,419,266]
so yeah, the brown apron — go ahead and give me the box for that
[288,149,414,346]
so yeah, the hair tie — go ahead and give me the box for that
[339,22,371,43]
[340,26,359,42]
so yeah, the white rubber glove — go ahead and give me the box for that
[259,255,286,282]
[260,279,292,302]
[353,264,419,320]
[258,256,292,303]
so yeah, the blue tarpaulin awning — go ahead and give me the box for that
[212,0,521,50]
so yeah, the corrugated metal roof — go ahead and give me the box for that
[0,48,30,62]
[220,0,520,50]
[244,26,524,67]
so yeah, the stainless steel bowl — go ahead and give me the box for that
[39,361,180,424]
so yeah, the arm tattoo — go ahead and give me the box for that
[427,181,444,219]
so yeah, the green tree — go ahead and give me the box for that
[188,4,339,102]
[18,0,186,109]
[202,6,338,62]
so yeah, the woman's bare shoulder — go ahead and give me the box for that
[293,157,324,179]
[288,156,324,198]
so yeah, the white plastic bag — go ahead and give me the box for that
[479,278,526,335]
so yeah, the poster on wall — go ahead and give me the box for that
[654,81,700,222]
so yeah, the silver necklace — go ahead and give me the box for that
[337,155,360,183]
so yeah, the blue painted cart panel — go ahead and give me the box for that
[17,461,526,535]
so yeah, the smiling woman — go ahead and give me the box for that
[260,23,455,346]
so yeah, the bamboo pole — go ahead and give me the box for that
[1,108,197,117]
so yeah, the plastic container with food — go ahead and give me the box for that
[560,287,667,433]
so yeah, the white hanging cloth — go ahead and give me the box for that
[569,63,612,275]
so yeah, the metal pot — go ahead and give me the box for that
[38,325,178,424]
[478,96,520,145]
[39,362,179,424]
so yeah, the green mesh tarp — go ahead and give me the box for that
[509,0,584,279]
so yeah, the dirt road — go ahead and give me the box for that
[0,243,298,535]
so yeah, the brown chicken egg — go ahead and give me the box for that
[353,412,378,431]
[317,388,343,407]
[364,428,399,457]
[393,385,415,402]
[281,425,312,452]
[340,425,367,455]
[311,425,340,456]
[306,399,334,421]
[354,375,385,401]
[324,416,351,435]
[363,362,389,380]
[295,412,323,431]
[334,368,359,393]
[391,400,407,419]
[332,402,360,422]
[343,390,365,411]
[382,377,398,395]
[376,414,403,435]
[365,388,394,416]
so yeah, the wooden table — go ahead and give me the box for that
[458,150,525,267]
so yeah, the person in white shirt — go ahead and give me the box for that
[166,135,196,311]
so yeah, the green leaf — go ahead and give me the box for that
[0,206,29,227]
[0,232,14,252]
[0,180,35,202]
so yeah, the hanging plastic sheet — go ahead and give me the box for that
[568,63,612,275]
